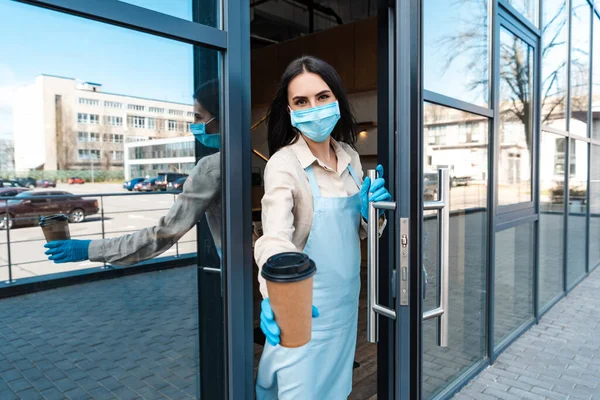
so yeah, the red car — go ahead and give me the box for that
[36,179,56,188]
[0,190,99,229]
[68,177,85,184]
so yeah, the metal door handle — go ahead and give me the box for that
[367,169,397,343]
[422,168,450,347]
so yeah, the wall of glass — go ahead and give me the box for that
[570,0,591,138]
[591,145,600,269]
[422,103,488,399]
[129,141,195,160]
[567,139,589,286]
[539,132,565,309]
[494,223,535,348]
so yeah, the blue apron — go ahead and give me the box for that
[256,162,362,400]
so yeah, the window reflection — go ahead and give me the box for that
[590,145,600,269]
[494,223,535,348]
[539,132,565,309]
[422,103,488,399]
[498,28,533,206]
[541,0,568,131]
[570,0,591,137]
[423,0,489,106]
[567,139,589,286]
[118,0,220,27]
[592,14,600,141]
[504,0,537,25]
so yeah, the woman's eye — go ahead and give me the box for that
[295,99,307,106]
[318,94,330,101]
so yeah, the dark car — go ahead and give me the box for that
[0,188,31,206]
[14,177,37,189]
[0,190,99,229]
[36,179,56,188]
[68,177,85,184]
[123,177,145,191]
[167,177,187,192]
[155,172,188,191]
[138,178,159,192]
[0,179,25,188]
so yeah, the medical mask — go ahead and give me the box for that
[289,101,341,143]
[191,118,220,149]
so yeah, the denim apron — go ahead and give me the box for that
[256,163,362,400]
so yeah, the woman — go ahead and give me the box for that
[44,80,222,265]
[254,56,391,399]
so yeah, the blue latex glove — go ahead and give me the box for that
[360,164,392,221]
[44,240,92,264]
[260,298,319,346]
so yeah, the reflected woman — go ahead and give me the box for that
[44,80,222,265]
[254,56,391,399]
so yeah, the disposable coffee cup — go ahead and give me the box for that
[39,214,71,243]
[261,252,316,348]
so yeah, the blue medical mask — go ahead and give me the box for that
[191,118,220,149]
[289,101,341,143]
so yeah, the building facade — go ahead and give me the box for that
[13,75,194,172]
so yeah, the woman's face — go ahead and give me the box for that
[287,72,337,111]
[194,100,219,134]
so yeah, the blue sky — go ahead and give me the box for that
[0,1,197,138]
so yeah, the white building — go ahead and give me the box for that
[124,136,196,181]
[12,75,194,172]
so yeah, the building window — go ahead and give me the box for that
[104,101,122,108]
[112,151,124,161]
[77,113,88,124]
[89,132,101,142]
[127,136,149,143]
[105,133,124,143]
[79,98,99,106]
[104,116,123,126]
[169,109,184,116]
[167,120,178,131]
[128,115,146,128]
[186,122,191,132]
[89,114,100,124]
[78,149,101,160]
[149,107,164,114]
[77,132,89,142]
[187,111,194,117]
[148,117,156,130]
[128,104,145,111]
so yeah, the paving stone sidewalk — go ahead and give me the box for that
[456,267,600,400]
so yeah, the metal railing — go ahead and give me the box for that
[0,190,196,284]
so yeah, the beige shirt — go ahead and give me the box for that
[254,136,385,298]
[88,153,221,266]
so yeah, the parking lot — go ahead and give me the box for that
[0,183,197,282]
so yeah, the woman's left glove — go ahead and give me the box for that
[360,164,392,221]
[44,240,92,263]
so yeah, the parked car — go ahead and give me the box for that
[0,190,99,229]
[167,177,187,192]
[423,172,439,201]
[36,179,56,188]
[138,178,159,192]
[0,188,31,206]
[155,172,188,191]
[68,177,85,184]
[123,177,145,191]
[13,177,37,189]
[0,179,25,188]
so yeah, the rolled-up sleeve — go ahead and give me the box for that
[254,156,299,298]
[88,156,220,266]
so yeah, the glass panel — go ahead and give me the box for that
[541,0,568,131]
[498,28,534,206]
[505,0,538,25]
[567,139,589,286]
[592,14,600,141]
[423,0,489,106]
[118,0,220,27]
[591,145,600,269]
[539,132,565,309]
[494,222,535,348]
[570,0,591,137]
[0,1,223,397]
[422,103,488,399]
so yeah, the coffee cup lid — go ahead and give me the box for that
[261,252,316,283]
[39,214,69,227]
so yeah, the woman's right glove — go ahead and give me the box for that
[44,240,91,263]
[260,298,320,346]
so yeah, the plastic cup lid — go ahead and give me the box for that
[261,252,316,283]
[39,214,69,226]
